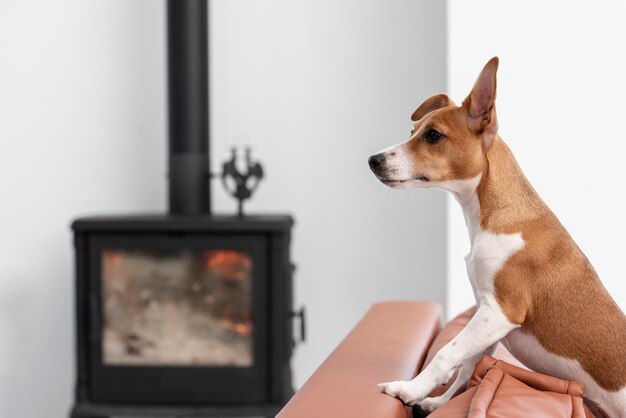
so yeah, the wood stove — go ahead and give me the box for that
[69,2,300,417]
[70,216,296,418]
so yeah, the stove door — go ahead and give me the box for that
[87,234,268,403]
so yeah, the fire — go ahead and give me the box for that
[102,250,123,267]
[220,319,253,336]
[204,250,251,281]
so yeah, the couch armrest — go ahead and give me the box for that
[277,301,442,418]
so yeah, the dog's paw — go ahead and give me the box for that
[377,380,422,406]
[418,395,447,413]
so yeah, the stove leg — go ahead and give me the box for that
[71,416,108,418]
[70,412,108,418]
[72,416,108,418]
[71,416,105,418]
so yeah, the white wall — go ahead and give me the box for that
[447,0,626,317]
[0,2,166,417]
[210,0,447,389]
[0,1,446,416]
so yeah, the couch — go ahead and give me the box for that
[277,301,598,418]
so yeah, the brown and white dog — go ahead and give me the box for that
[369,57,626,417]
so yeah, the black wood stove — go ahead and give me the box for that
[69,2,299,417]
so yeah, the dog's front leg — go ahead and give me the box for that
[377,302,518,406]
[418,340,500,412]
[417,343,496,412]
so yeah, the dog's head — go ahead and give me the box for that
[369,57,499,189]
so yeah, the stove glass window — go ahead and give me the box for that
[100,249,253,367]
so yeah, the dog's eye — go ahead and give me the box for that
[424,128,444,144]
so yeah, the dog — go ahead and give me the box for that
[369,57,626,417]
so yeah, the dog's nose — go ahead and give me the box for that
[368,153,385,169]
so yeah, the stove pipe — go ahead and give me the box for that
[167,0,210,215]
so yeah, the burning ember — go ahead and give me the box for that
[204,250,251,281]
[220,319,252,336]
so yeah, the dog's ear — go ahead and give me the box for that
[463,57,499,151]
[411,93,452,122]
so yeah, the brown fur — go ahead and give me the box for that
[405,105,486,182]
[482,138,626,391]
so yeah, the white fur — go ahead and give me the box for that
[465,231,525,303]
[378,176,523,409]
[377,300,518,409]
[375,141,415,184]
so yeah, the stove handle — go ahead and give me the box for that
[290,306,306,347]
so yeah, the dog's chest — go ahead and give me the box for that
[464,230,524,302]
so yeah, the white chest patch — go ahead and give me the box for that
[465,231,525,303]
[435,175,525,303]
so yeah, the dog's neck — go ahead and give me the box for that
[447,137,549,247]
[447,175,482,247]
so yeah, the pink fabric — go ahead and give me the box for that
[429,355,587,418]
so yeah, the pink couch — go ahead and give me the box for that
[277,301,598,418]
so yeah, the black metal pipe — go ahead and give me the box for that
[167,0,210,215]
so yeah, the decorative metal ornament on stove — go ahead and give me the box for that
[221,146,264,216]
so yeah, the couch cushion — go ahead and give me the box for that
[469,356,583,396]
[428,355,587,418]
[277,301,442,418]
